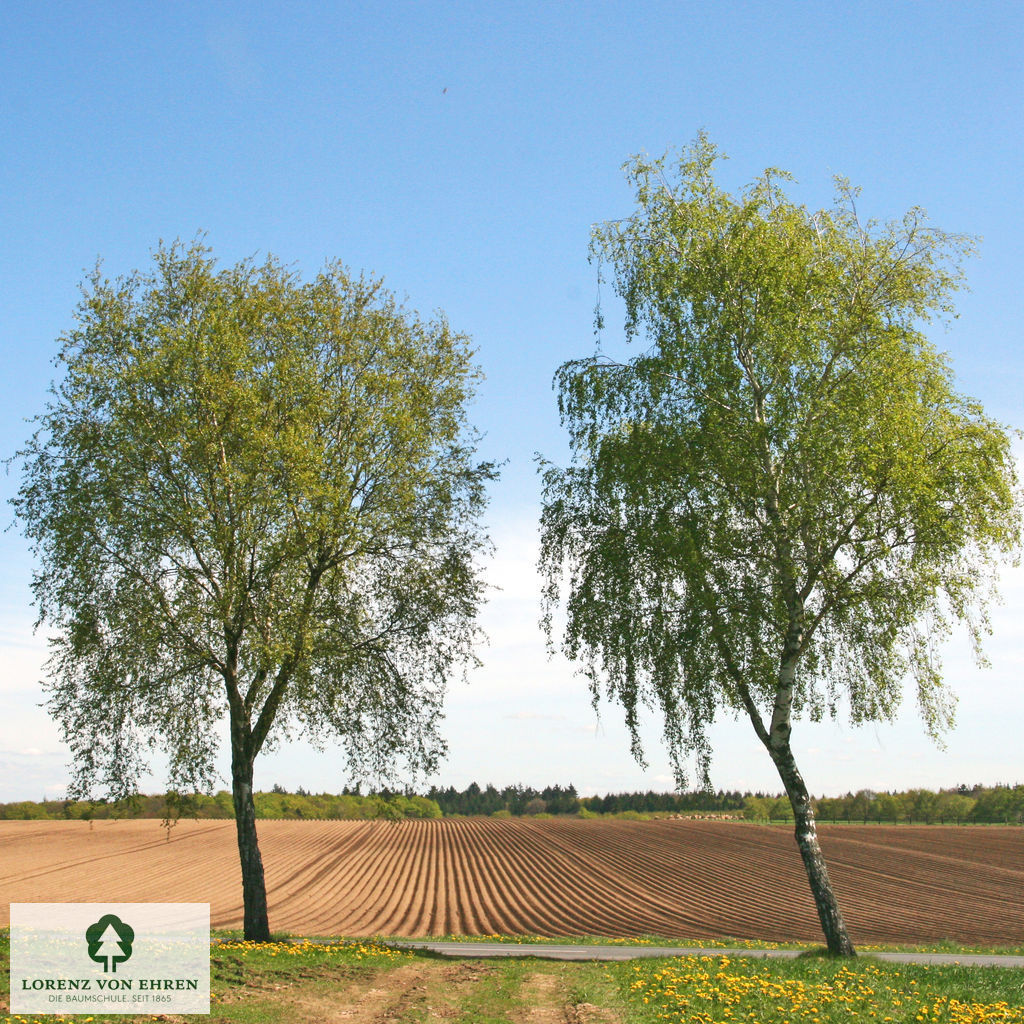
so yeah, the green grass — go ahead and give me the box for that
[4,930,1024,1024]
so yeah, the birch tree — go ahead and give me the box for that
[14,240,495,940]
[539,135,1020,955]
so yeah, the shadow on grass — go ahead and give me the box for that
[796,946,849,960]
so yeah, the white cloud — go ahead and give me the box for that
[502,712,566,722]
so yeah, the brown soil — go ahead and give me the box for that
[1,818,1021,946]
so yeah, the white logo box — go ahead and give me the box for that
[11,902,209,1014]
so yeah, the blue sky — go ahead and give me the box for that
[1,1,1022,802]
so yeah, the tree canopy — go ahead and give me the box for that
[539,134,1021,954]
[14,239,495,937]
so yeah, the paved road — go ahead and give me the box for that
[395,941,1024,968]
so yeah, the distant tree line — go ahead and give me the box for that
[0,787,442,822]
[744,784,1024,824]
[2,782,1022,823]
[820,784,1020,825]
[422,784,754,816]
[580,789,748,815]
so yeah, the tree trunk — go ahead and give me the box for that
[769,740,856,957]
[231,749,270,941]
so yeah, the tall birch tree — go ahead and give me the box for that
[14,240,495,940]
[539,135,1020,956]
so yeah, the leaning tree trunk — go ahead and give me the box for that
[230,740,271,941]
[769,738,855,957]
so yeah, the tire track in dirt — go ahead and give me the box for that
[512,967,624,1024]
[271,958,499,1023]
[260,960,427,1023]
[513,971,565,1024]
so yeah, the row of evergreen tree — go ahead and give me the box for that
[422,783,749,816]
[424,783,582,816]
[3,781,1022,823]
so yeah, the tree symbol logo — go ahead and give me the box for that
[85,914,135,973]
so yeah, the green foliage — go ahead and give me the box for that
[743,796,772,822]
[12,238,495,800]
[770,796,795,822]
[814,784,1016,824]
[0,788,444,821]
[540,133,1021,788]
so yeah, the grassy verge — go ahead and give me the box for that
[1,931,414,1024]
[3,931,1023,1023]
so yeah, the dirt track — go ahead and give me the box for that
[1,818,1021,945]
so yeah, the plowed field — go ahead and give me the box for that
[1,818,1021,945]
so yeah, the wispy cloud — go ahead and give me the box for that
[502,712,566,722]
